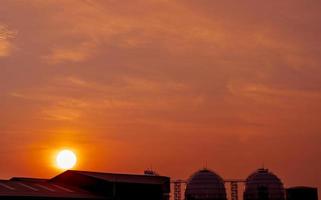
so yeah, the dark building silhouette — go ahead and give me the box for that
[257,186,269,200]
[0,170,170,200]
[286,186,318,200]
[244,168,285,200]
[184,168,227,200]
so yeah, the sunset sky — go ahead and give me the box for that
[1,0,321,191]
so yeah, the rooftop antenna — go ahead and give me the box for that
[144,164,159,176]
[203,160,208,169]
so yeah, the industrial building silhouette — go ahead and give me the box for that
[184,169,226,200]
[0,170,170,200]
[0,168,318,200]
[173,168,318,200]
[286,187,318,200]
[243,168,285,200]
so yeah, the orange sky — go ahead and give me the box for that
[1,0,321,191]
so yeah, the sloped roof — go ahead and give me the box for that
[0,179,104,199]
[10,177,48,182]
[52,170,170,185]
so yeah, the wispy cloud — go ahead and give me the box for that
[0,24,16,57]
[10,75,191,121]
[45,42,97,64]
[227,80,321,106]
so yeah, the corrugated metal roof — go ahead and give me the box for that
[0,180,104,199]
[10,177,48,182]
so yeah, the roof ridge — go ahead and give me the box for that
[71,170,167,178]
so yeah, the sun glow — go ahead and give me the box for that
[56,150,77,169]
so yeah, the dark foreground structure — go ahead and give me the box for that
[185,169,227,200]
[0,170,170,200]
[286,187,318,200]
[244,168,285,200]
[178,168,319,200]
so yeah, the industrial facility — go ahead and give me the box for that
[0,168,318,200]
[185,169,227,200]
[0,170,170,200]
[243,168,285,200]
[172,168,318,200]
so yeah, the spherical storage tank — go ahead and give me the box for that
[244,168,285,200]
[185,168,227,200]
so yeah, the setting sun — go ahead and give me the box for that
[56,150,77,170]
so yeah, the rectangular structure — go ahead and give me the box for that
[286,187,318,200]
